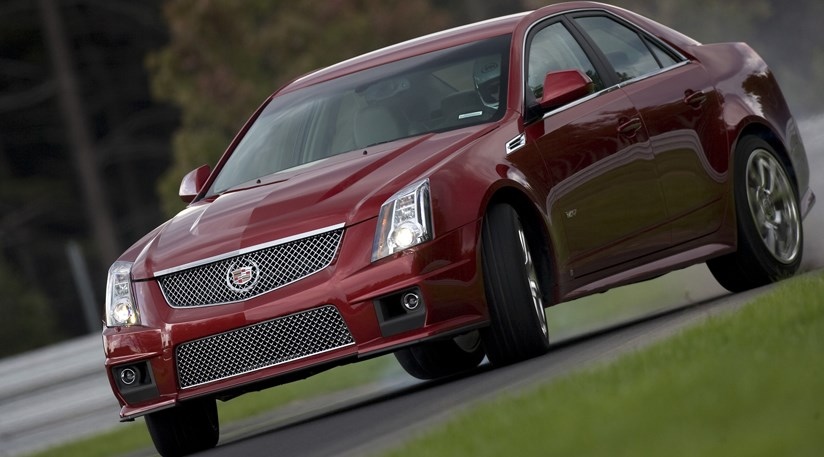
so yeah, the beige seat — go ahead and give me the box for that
[354,105,404,148]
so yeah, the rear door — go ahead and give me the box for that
[522,18,670,279]
[571,14,729,245]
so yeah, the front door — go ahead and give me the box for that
[523,19,670,279]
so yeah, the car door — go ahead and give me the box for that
[571,14,729,244]
[522,19,670,279]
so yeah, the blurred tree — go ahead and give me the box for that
[0,0,177,351]
[0,257,60,358]
[610,0,772,43]
[39,0,120,264]
[150,0,452,216]
[436,0,527,22]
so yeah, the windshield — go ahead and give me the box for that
[209,34,511,195]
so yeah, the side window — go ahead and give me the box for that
[575,16,672,82]
[646,37,678,68]
[526,22,605,102]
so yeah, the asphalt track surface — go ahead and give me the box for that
[193,282,778,457]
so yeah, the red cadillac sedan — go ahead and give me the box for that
[103,2,814,455]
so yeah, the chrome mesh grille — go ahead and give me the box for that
[176,305,354,389]
[157,228,343,307]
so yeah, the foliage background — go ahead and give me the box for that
[151,0,824,215]
[0,0,822,356]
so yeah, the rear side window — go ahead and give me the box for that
[575,16,677,82]
[647,37,678,68]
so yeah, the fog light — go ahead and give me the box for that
[120,367,138,385]
[401,292,420,311]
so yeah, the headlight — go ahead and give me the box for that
[372,179,434,261]
[105,261,141,327]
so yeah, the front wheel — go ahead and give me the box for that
[145,397,219,457]
[480,203,550,366]
[708,136,802,292]
[395,330,485,379]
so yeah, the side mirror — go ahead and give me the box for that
[539,69,594,111]
[179,164,211,203]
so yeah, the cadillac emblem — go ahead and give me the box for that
[225,259,260,293]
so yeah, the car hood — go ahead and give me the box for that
[129,125,492,279]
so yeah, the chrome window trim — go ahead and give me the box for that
[616,59,691,89]
[521,8,690,117]
[540,84,620,120]
[153,222,345,277]
[539,60,691,121]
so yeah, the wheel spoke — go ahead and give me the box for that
[765,225,777,255]
[754,157,766,188]
[517,224,548,339]
[764,160,778,194]
[774,209,783,226]
[755,219,768,238]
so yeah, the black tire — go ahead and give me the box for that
[708,136,803,292]
[395,330,485,380]
[480,203,550,366]
[145,397,219,457]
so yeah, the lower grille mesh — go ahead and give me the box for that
[176,306,354,389]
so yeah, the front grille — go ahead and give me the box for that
[176,305,355,389]
[158,228,343,307]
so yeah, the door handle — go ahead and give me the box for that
[684,90,708,107]
[618,117,643,136]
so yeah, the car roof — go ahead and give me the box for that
[275,2,695,96]
[281,12,528,94]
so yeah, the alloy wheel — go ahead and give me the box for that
[745,148,800,264]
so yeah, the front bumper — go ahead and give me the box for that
[103,218,488,420]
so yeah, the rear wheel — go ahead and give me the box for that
[395,330,485,379]
[480,203,550,366]
[145,397,219,457]
[708,136,802,292]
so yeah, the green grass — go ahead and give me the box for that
[28,269,820,456]
[26,355,396,457]
[382,273,824,457]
